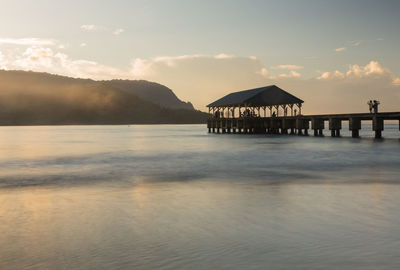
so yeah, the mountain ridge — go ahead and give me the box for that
[0,70,208,125]
[104,79,195,110]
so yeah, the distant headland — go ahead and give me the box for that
[0,70,209,125]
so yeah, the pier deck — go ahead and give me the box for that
[207,112,400,138]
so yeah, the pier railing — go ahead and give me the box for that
[207,112,400,138]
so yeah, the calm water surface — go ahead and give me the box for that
[0,124,400,270]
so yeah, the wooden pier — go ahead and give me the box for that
[207,112,400,138]
[206,85,400,139]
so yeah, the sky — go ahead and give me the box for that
[0,0,399,113]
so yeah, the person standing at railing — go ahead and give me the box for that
[373,100,380,113]
[367,100,373,113]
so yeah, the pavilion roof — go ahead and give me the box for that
[207,85,303,107]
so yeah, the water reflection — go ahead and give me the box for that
[1,181,400,270]
[0,125,399,269]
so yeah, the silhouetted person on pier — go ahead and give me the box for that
[368,100,373,113]
[272,112,276,117]
[294,109,297,116]
[284,107,288,116]
[214,111,219,118]
[373,100,380,113]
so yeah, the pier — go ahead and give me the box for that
[207,85,400,138]
[207,112,400,138]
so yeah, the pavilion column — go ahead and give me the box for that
[222,107,226,133]
[214,107,217,133]
[298,103,302,115]
[283,105,287,117]
[274,105,279,117]
[216,108,220,133]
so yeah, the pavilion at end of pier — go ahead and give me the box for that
[206,85,400,139]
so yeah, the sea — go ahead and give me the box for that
[0,124,400,270]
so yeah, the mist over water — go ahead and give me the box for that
[1,124,400,270]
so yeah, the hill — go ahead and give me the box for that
[104,80,194,110]
[0,70,208,125]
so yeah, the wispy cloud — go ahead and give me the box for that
[80,25,99,32]
[277,70,301,78]
[214,53,235,59]
[0,38,55,46]
[258,68,269,78]
[272,64,304,70]
[113,28,125,35]
[350,41,361,46]
[80,43,87,47]
[317,70,345,80]
[335,47,346,52]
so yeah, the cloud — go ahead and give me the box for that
[0,38,55,46]
[277,70,301,78]
[335,47,346,52]
[392,77,400,86]
[1,46,123,80]
[258,68,269,78]
[317,70,345,80]
[272,64,304,70]
[130,58,152,77]
[80,25,98,31]
[350,41,361,46]
[318,61,391,80]
[81,25,125,35]
[346,61,388,78]
[80,43,87,47]
[215,53,235,59]
[113,28,125,35]
[15,47,65,69]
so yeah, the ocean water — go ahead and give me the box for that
[0,124,400,270]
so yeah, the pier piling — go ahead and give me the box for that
[329,118,342,137]
[296,118,309,136]
[373,116,384,139]
[312,118,325,136]
[349,118,361,138]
